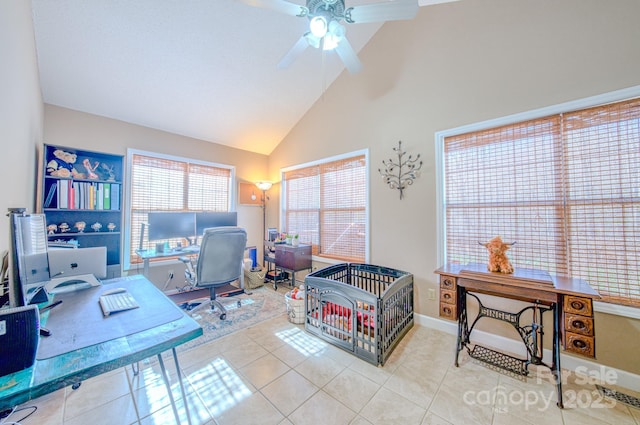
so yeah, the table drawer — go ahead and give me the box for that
[564,314,594,336]
[440,288,456,305]
[439,303,457,320]
[565,332,595,357]
[440,276,457,291]
[564,295,593,316]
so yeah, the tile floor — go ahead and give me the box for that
[12,314,640,425]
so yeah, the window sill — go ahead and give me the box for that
[594,301,640,320]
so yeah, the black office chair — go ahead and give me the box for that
[180,226,247,320]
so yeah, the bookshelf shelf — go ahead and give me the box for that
[41,144,124,278]
[43,208,121,213]
[47,232,122,237]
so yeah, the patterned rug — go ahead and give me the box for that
[176,283,290,352]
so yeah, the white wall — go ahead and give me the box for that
[0,1,43,252]
[269,0,640,374]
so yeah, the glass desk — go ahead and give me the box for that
[136,246,246,291]
[0,275,202,424]
[135,245,200,277]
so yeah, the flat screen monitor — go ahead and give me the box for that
[7,211,49,307]
[148,212,196,241]
[195,212,237,235]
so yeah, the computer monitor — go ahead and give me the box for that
[147,212,196,241]
[195,212,237,235]
[47,247,107,279]
[7,210,49,307]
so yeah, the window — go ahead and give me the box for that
[282,151,368,262]
[126,150,234,268]
[438,96,640,307]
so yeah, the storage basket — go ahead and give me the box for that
[305,263,413,366]
[285,291,305,324]
[244,269,264,289]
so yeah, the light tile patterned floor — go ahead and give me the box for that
[12,315,640,425]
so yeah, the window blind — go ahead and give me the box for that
[129,153,232,265]
[443,98,640,306]
[283,154,366,262]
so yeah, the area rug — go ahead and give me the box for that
[176,284,290,352]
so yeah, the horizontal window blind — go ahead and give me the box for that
[129,153,232,265]
[563,99,640,305]
[283,154,366,262]
[443,98,640,306]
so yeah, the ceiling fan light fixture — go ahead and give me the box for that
[305,32,322,49]
[323,34,339,50]
[246,0,431,73]
[323,21,345,50]
[328,20,345,37]
[309,15,328,37]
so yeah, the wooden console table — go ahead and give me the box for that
[435,263,600,408]
[264,242,312,290]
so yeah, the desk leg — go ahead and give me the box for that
[143,258,150,277]
[157,352,191,425]
[172,348,193,425]
[553,303,564,408]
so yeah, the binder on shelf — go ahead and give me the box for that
[69,183,75,209]
[89,183,95,210]
[58,180,69,209]
[110,184,120,210]
[44,184,57,208]
[97,183,104,210]
[103,183,111,210]
[73,182,80,209]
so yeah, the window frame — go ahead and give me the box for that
[435,85,640,319]
[123,149,235,270]
[280,149,370,264]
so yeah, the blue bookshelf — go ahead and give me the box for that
[41,144,124,278]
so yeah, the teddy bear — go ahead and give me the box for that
[481,236,516,274]
[46,149,84,178]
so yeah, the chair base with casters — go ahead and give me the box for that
[182,285,243,320]
[178,226,247,320]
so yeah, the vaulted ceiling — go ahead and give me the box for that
[31,0,453,155]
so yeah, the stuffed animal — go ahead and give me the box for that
[481,236,515,274]
[46,149,83,178]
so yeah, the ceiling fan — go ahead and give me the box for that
[240,0,456,74]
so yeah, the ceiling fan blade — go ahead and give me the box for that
[238,0,307,17]
[277,35,310,69]
[345,0,419,24]
[334,37,363,74]
[419,0,460,5]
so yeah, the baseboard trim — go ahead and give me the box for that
[414,313,640,391]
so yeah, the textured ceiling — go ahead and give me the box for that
[31,0,452,155]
